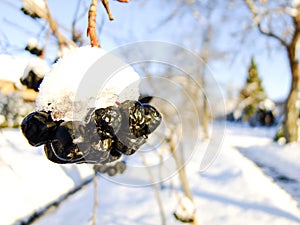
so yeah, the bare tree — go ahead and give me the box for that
[243,0,300,142]
[170,0,300,142]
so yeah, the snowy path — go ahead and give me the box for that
[0,125,300,225]
[29,124,300,225]
[226,123,300,208]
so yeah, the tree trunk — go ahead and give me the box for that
[283,46,299,142]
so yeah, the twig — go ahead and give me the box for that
[72,0,87,45]
[139,153,166,225]
[87,0,101,47]
[87,0,130,47]
[257,23,288,47]
[101,0,114,20]
[3,18,37,36]
[244,0,288,47]
[21,0,76,49]
[167,135,198,225]
[92,174,99,225]
[43,0,65,48]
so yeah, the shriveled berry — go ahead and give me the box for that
[83,146,111,164]
[140,103,162,135]
[93,164,108,173]
[93,106,121,134]
[21,111,60,147]
[107,166,118,176]
[115,161,126,174]
[44,142,68,164]
[51,121,88,161]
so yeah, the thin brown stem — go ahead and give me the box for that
[167,136,198,225]
[102,0,114,20]
[92,175,99,225]
[87,0,101,48]
[116,0,130,3]
[139,153,166,225]
[244,0,288,46]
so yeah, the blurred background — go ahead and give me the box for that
[0,1,300,225]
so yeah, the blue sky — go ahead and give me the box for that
[0,0,291,101]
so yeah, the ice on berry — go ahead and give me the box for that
[36,46,140,121]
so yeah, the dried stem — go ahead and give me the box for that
[139,153,166,225]
[244,0,288,46]
[167,136,198,225]
[87,0,130,47]
[102,0,114,20]
[87,0,101,47]
[40,0,76,49]
[20,0,77,53]
[92,174,99,225]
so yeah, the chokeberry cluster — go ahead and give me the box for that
[21,100,162,164]
[93,160,126,176]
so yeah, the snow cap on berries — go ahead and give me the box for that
[36,46,140,121]
[56,45,76,60]
[21,0,46,18]
[27,38,39,50]
[21,57,50,80]
[174,196,195,223]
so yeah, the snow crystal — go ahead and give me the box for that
[36,46,140,121]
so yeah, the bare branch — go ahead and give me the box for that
[3,18,37,36]
[244,0,288,47]
[87,0,130,47]
[72,0,86,45]
[102,0,114,20]
[257,23,288,47]
[87,0,101,47]
[139,153,166,225]
[92,175,98,225]
[21,0,77,49]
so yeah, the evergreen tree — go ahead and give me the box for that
[239,57,267,120]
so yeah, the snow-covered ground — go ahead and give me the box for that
[1,122,300,225]
[0,129,94,225]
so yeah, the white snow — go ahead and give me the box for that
[0,123,299,225]
[0,55,29,84]
[22,0,46,13]
[21,57,50,79]
[56,45,76,59]
[27,38,39,50]
[36,46,140,121]
[174,196,195,222]
[0,129,94,225]
[259,98,276,110]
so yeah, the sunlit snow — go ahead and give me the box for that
[36,46,140,121]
